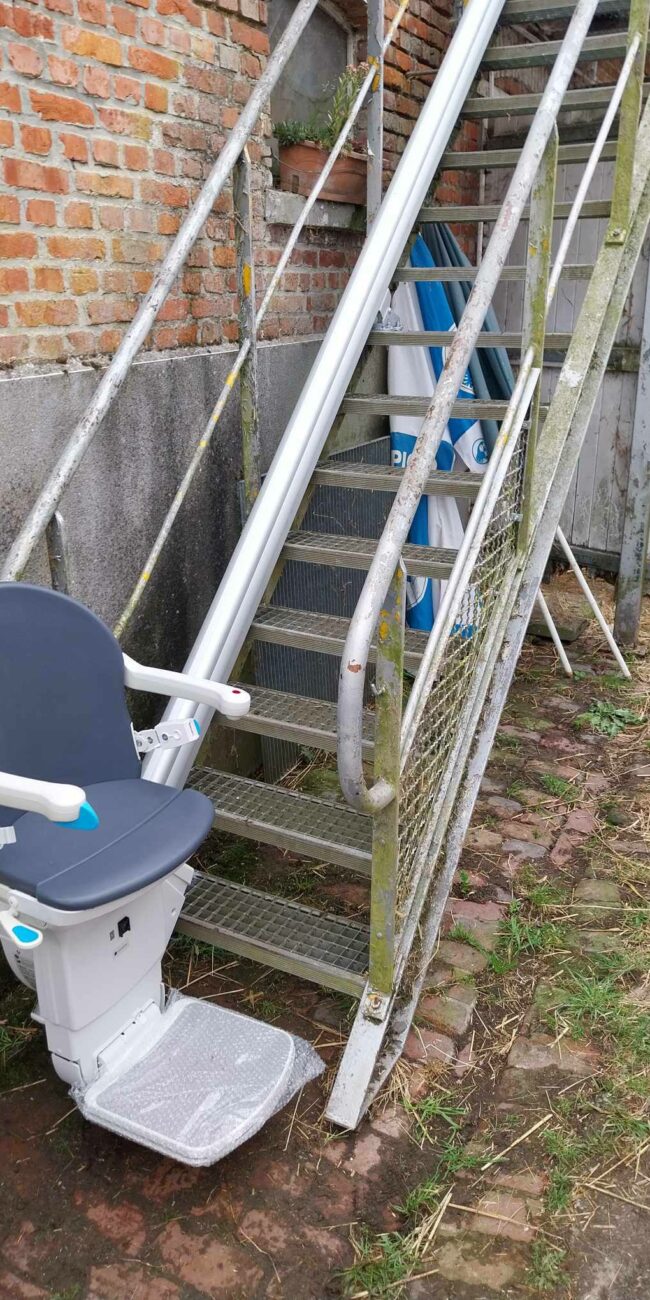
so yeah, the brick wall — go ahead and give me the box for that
[0,0,473,370]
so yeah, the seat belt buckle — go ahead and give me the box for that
[132,719,201,756]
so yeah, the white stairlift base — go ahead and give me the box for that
[74,992,309,1166]
[1,865,323,1164]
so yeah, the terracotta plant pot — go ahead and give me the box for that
[278,140,367,206]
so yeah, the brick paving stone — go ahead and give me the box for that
[564,808,598,835]
[500,820,552,845]
[550,831,579,866]
[403,1026,456,1065]
[435,1241,517,1290]
[0,1273,48,1300]
[573,878,622,919]
[493,1170,548,1197]
[487,795,524,815]
[467,1190,539,1242]
[239,1211,290,1253]
[567,928,621,954]
[436,938,488,974]
[501,724,542,742]
[157,1222,264,1297]
[419,983,476,1037]
[87,1263,181,1300]
[445,899,505,923]
[466,827,503,851]
[480,776,505,794]
[83,1197,146,1255]
[503,839,547,861]
[453,1041,475,1076]
[508,1033,598,1076]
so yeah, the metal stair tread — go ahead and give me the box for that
[502,0,628,20]
[283,530,457,578]
[313,461,483,498]
[189,767,372,872]
[440,141,618,169]
[227,681,375,755]
[394,264,594,282]
[483,31,629,69]
[251,605,429,673]
[179,873,369,995]
[340,395,512,418]
[420,199,611,223]
[369,329,572,349]
[461,83,649,119]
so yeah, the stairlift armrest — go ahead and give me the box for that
[123,655,250,720]
[0,770,94,825]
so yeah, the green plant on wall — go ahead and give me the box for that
[275,64,369,152]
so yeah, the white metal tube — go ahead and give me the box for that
[535,590,573,676]
[546,33,641,308]
[555,526,632,676]
[145,0,510,787]
[114,0,410,641]
[0,0,320,584]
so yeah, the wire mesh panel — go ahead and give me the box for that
[395,435,527,923]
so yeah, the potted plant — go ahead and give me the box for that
[275,64,369,205]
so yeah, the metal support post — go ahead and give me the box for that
[234,149,261,514]
[366,562,405,1010]
[554,528,631,676]
[607,0,650,244]
[614,262,650,646]
[366,0,384,228]
[45,511,70,595]
[520,128,558,550]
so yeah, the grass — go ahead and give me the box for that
[488,900,567,974]
[538,772,580,804]
[527,1242,568,1293]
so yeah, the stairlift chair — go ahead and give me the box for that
[0,583,322,1164]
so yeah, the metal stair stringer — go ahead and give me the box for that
[325,92,650,1130]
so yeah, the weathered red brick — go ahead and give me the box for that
[4,157,69,194]
[83,65,111,98]
[0,195,19,223]
[128,46,179,79]
[60,132,88,162]
[47,233,105,259]
[17,299,78,327]
[25,198,57,225]
[144,82,168,113]
[30,89,94,126]
[8,42,43,76]
[48,54,78,86]
[92,137,119,166]
[76,171,133,197]
[35,266,64,290]
[62,26,122,66]
[0,83,21,113]
[65,200,94,228]
[20,124,52,155]
[0,231,38,259]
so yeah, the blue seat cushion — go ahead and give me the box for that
[0,779,215,910]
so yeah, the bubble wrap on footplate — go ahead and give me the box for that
[73,991,324,1165]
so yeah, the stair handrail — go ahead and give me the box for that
[144,0,509,789]
[336,0,608,814]
[113,0,410,642]
[0,0,320,585]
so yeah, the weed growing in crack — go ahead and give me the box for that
[527,1242,568,1293]
[574,698,644,738]
[538,772,580,804]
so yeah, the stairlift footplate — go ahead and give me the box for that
[73,991,323,1165]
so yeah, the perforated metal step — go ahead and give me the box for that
[394,264,594,282]
[251,605,429,674]
[189,768,372,873]
[179,873,369,996]
[340,396,512,419]
[440,142,618,170]
[502,0,628,18]
[461,84,648,120]
[313,461,482,498]
[369,329,572,349]
[283,530,457,578]
[227,682,375,756]
[483,31,629,70]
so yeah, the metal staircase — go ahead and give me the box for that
[4,0,650,1129]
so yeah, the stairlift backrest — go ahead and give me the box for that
[0,583,140,824]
